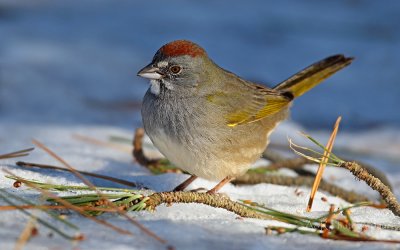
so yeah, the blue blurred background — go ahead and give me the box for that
[0,0,399,130]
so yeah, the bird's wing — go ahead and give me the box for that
[206,81,292,127]
[205,55,353,127]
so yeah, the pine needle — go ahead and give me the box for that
[0,204,120,212]
[0,189,78,229]
[0,148,34,160]
[31,139,167,244]
[14,217,37,250]
[246,200,400,243]
[4,169,132,235]
[0,189,80,240]
[306,116,341,212]
[6,175,137,193]
[16,161,139,188]
[72,134,131,153]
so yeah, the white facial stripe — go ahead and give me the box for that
[157,61,168,68]
[139,72,163,80]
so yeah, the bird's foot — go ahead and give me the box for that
[172,175,197,192]
[206,176,234,194]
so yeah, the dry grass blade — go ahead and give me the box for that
[3,169,132,235]
[14,218,37,250]
[72,134,131,153]
[288,139,325,164]
[0,148,34,160]
[31,139,94,188]
[16,161,139,188]
[0,189,81,240]
[31,139,167,244]
[307,116,341,212]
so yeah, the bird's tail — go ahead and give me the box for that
[273,55,354,99]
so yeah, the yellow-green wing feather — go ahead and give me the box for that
[273,54,353,98]
[225,94,290,126]
[206,84,291,127]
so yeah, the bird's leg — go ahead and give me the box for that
[206,176,234,194]
[173,175,198,192]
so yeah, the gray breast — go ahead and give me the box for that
[141,86,204,146]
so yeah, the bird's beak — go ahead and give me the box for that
[137,64,164,80]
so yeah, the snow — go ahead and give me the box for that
[0,1,400,249]
[1,124,400,249]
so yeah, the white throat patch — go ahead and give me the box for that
[150,79,174,96]
[150,80,160,95]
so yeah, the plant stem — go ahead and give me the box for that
[145,192,269,219]
[233,174,370,203]
[339,161,400,216]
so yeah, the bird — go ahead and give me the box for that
[137,40,353,194]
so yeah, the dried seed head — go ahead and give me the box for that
[276,227,286,234]
[13,181,22,188]
[59,214,68,220]
[361,225,369,232]
[31,227,39,236]
[74,233,85,241]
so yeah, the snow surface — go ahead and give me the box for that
[0,1,400,249]
[1,124,400,250]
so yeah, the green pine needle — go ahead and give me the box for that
[0,189,79,240]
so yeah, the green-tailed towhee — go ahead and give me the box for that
[138,40,353,193]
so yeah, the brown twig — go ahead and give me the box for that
[319,235,400,243]
[262,148,393,190]
[258,156,393,191]
[133,128,160,166]
[262,150,288,163]
[132,128,182,175]
[263,157,311,170]
[354,222,400,231]
[233,174,370,203]
[273,158,392,190]
[15,161,139,188]
[145,192,269,219]
[339,161,400,216]
[349,161,392,191]
[142,191,396,239]
[258,157,317,177]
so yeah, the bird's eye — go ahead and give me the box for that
[169,65,182,74]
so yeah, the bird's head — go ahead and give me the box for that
[138,40,210,94]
